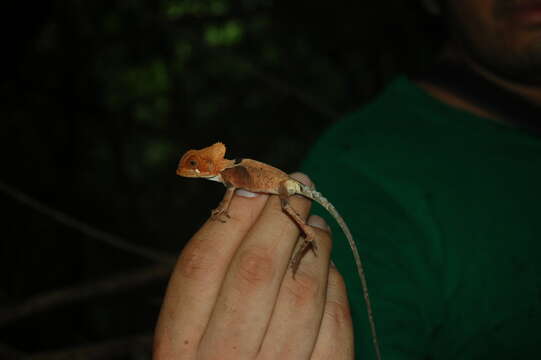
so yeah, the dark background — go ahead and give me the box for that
[0,0,442,358]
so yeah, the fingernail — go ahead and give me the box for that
[307,215,330,231]
[330,260,337,268]
[236,189,259,198]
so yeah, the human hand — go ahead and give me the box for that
[153,173,354,359]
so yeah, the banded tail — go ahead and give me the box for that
[298,182,382,360]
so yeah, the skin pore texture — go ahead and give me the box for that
[417,0,541,116]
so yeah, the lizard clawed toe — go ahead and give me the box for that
[290,237,317,276]
[310,238,319,256]
[210,209,230,223]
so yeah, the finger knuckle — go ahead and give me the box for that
[177,241,217,281]
[284,271,322,307]
[234,248,275,288]
[324,298,352,326]
[327,267,346,291]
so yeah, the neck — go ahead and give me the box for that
[415,46,541,123]
[463,57,541,106]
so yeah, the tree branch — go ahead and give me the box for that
[0,180,175,264]
[0,264,172,327]
[236,55,340,120]
[208,51,339,120]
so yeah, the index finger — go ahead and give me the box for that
[154,190,269,356]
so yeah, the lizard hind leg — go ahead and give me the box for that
[278,180,319,274]
[211,186,236,223]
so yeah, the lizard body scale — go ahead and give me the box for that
[177,142,381,360]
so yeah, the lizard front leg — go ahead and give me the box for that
[211,186,236,222]
[278,179,319,274]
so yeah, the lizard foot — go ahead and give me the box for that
[210,208,230,223]
[290,237,318,277]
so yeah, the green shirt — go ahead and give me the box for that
[302,77,541,359]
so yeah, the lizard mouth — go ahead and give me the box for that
[176,168,217,179]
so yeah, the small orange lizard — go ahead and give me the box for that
[177,142,381,360]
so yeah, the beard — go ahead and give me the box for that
[446,0,541,85]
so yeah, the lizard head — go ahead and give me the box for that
[176,142,228,178]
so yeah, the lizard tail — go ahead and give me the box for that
[299,183,382,360]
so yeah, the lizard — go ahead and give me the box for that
[176,142,381,360]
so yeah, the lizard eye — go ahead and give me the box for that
[189,159,198,167]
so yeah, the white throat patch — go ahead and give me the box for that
[208,174,223,182]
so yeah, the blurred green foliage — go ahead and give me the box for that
[0,0,442,355]
[205,20,243,46]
